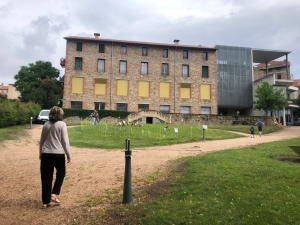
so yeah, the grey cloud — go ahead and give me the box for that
[0,2,13,17]
[17,15,70,58]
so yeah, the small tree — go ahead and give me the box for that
[253,81,288,124]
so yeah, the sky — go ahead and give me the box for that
[1,0,300,85]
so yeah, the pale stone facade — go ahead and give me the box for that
[63,35,218,114]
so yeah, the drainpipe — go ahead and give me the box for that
[110,41,113,110]
[283,105,286,126]
[286,54,289,79]
[173,45,178,113]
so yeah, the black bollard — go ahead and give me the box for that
[122,138,132,204]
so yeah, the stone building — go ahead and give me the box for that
[61,33,218,114]
[253,60,291,81]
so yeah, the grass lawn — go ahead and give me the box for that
[136,138,300,225]
[0,124,29,142]
[67,123,283,149]
[67,123,245,149]
[212,125,283,134]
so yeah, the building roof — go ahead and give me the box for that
[64,36,216,50]
[292,79,300,87]
[255,60,290,69]
[252,48,291,63]
[0,85,8,90]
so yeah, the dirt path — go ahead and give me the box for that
[0,125,299,225]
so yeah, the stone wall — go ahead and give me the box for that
[64,114,273,126]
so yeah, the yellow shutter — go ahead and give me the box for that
[159,82,170,98]
[200,84,211,99]
[180,83,191,98]
[117,80,128,96]
[72,77,83,94]
[139,81,149,97]
[95,79,106,95]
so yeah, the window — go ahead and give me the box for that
[202,52,208,60]
[202,66,208,78]
[71,101,82,109]
[141,62,148,75]
[277,74,282,79]
[180,106,191,114]
[180,83,191,98]
[160,105,170,113]
[71,77,83,94]
[183,50,188,59]
[200,84,211,99]
[182,65,189,77]
[94,102,106,110]
[142,47,148,56]
[98,59,105,72]
[159,82,170,98]
[75,57,82,70]
[201,107,211,114]
[163,49,168,58]
[139,81,149,97]
[76,42,82,51]
[99,44,105,53]
[138,104,149,111]
[94,78,106,95]
[117,80,128,96]
[120,61,127,73]
[117,103,128,111]
[121,46,127,55]
[162,63,169,76]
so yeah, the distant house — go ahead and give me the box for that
[0,83,20,99]
[7,84,21,99]
[253,60,291,81]
[0,84,8,97]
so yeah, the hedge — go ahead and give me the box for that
[0,100,41,128]
[62,108,131,120]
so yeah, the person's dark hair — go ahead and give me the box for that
[49,106,64,122]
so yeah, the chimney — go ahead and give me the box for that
[173,39,180,45]
[94,33,100,38]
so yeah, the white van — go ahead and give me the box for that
[37,109,50,124]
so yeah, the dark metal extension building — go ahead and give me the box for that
[215,45,297,125]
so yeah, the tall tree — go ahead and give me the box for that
[14,61,62,108]
[253,81,288,115]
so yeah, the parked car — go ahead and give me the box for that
[294,118,300,126]
[37,109,50,124]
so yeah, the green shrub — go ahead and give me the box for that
[62,108,131,119]
[0,99,41,128]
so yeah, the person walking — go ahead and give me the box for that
[94,110,100,125]
[39,106,71,209]
[255,120,264,137]
[250,126,255,138]
[91,110,96,125]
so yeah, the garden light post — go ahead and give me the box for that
[30,117,33,129]
[203,125,207,140]
[122,138,132,204]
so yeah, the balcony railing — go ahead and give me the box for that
[270,73,293,80]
